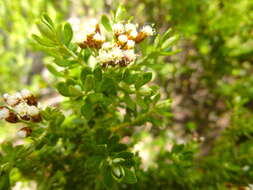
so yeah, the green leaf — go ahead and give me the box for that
[36,21,55,39]
[123,167,137,184]
[103,166,113,188]
[142,72,153,84]
[111,165,125,182]
[101,15,112,32]
[54,59,78,67]
[46,64,64,77]
[114,5,126,22]
[110,143,127,152]
[159,28,172,45]
[85,156,103,169]
[135,72,152,89]
[81,102,94,121]
[41,13,54,29]
[101,77,116,94]
[56,82,82,97]
[161,35,179,50]
[56,82,71,96]
[32,34,56,47]
[93,66,103,81]
[124,95,136,111]
[80,67,93,83]
[84,74,95,92]
[0,172,10,190]
[63,23,73,45]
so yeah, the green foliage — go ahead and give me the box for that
[0,1,253,190]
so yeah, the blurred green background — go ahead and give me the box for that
[1,0,253,189]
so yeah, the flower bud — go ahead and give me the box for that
[5,93,22,106]
[5,112,19,123]
[17,127,32,138]
[125,23,137,33]
[113,23,125,35]
[141,25,154,36]
[126,40,135,49]
[20,89,32,99]
[0,106,10,120]
[93,33,105,42]
[128,30,138,39]
[135,25,155,43]
[27,106,40,116]
[101,42,114,50]
[118,35,128,44]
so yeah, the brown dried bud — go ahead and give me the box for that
[26,95,38,106]
[5,112,19,123]
[31,114,42,123]
[17,127,32,137]
[134,32,147,43]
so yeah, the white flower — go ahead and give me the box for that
[125,23,137,32]
[87,18,98,27]
[73,33,87,43]
[27,106,40,116]
[118,35,128,44]
[93,33,105,42]
[124,50,137,62]
[126,40,135,49]
[97,50,112,63]
[129,30,138,39]
[113,23,125,35]
[0,107,10,120]
[141,25,154,36]
[17,130,26,138]
[85,25,96,36]
[110,47,124,60]
[5,93,22,106]
[20,89,31,99]
[3,93,9,100]
[14,102,28,117]
[102,42,114,50]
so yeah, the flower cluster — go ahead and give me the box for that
[71,18,105,49]
[70,18,154,67]
[0,89,41,123]
[97,23,154,67]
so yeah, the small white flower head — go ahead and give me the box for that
[67,17,81,32]
[102,42,114,50]
[5,93,22,106]
[20,89,31,99]
[85,25,97,36]
[125,23,137,32]
[126,40,135,49]
[17,130,26,138]
[3,93,9,100]
[97,50,112,63]
[93,33,105,42]
[14,102,28,117]
[118,35,128,44]
[27,106,40,116]
[141,25,155,36]
[82,18,99,36]
[110,47,124,60]
[124,50,137,62]
[0,107,10,120]
[88,18,98,27]
[75,33,87,43]
[129,30,138,39]
[113,23,125,35]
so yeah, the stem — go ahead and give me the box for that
[111,109,154,132]
[61,44,83,65]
